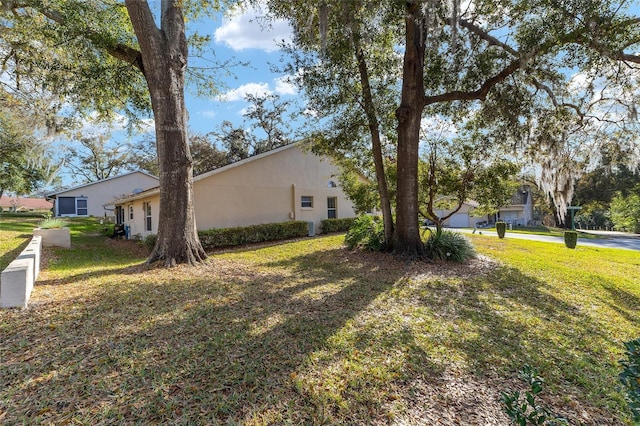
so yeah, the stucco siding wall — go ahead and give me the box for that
[55,173,158,217]
[123,195,160,238]
[194,184,292,230]
[194,145,357,231]
[114,146,358,235]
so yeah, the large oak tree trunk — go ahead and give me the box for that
[393,2,426,257]
[125,0,206,266]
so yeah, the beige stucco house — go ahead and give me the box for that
[47,171,159,218]
[110,143,358,238]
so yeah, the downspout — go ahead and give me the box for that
[291,184,296,220]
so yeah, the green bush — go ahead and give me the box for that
[321,217,356,234]
[564,231,578,249]
[344,215,385,251]
[610,192,640,233]
[198,221,309,249]
[37,218,67,229]
[496,221,507,239]
[101,223,115,237]
[423,230,476,262]
[143,234,157,250]
[620,338,640,423]
[501,364,568,425]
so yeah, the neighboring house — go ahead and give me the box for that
[110,143,358,238]
[0,195,52,212]
[46,171,159,218]
[492,186,534,226]
[433,200,484,228]
[430,186,534,228]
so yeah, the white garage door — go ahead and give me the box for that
[501,211,519,223]
[449,213,469,228]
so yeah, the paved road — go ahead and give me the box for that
[455,228,640,252]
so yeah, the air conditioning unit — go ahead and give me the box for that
[307,221,315,237]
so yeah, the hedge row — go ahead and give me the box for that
[321,217,356,234]
[198,220,309,249]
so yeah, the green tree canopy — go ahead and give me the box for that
[1,0,236,266]
[267,0,640,255]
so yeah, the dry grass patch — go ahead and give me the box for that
[0,225,637,424]
[0,215,40,270]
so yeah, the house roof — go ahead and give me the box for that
[108,142,306,206]
[46,170,158,199]
[435,196,480,208]
[0,195,53,210]
[508,186,530,206]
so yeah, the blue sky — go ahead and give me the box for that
[184,5,296,135]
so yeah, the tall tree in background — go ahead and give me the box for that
[418,134,519,237]
[0,103,60,198]
[243,93,293,154]
[64,134,132,182]
[211,93,296,162]
[130,131,228,177]
[266,0,399,245]
[189,133,228,176]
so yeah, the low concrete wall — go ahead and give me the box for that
[33,227,70,248]
[1,235,42,308]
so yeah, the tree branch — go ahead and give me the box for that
[3,1,145,73]
[424,55,526,106]
[458,18,518,57]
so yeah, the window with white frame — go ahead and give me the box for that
[327,197,337,219]
[143,202,152,231]
[76,198,88,216]
[301,196,313,209]
[57,196,88,216]
[128,205,134,220]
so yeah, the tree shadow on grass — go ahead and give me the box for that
[416,265,634,423]
[0,238,29,271]
[2,247,431,424]
[1,244,634,424]
[599,280,640,325]
[0,218,40,233]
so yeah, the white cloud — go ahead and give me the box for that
[77,111,128,136]
[217,82,272,102]
[420,115,459,139]
[303,108,318,117]
[198,110,217,119]
[567,71,590,93]
[274,75,297,96]
[214,4,292,52]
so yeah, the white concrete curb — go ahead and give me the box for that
[1,235,42,308]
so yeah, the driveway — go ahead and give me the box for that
[457,228,640,252]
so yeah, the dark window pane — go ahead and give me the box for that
[58,197,75,215]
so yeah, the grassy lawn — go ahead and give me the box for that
[0,214,44,271]
[0,217,638,424]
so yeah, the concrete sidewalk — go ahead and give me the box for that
[457,228,640,252]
